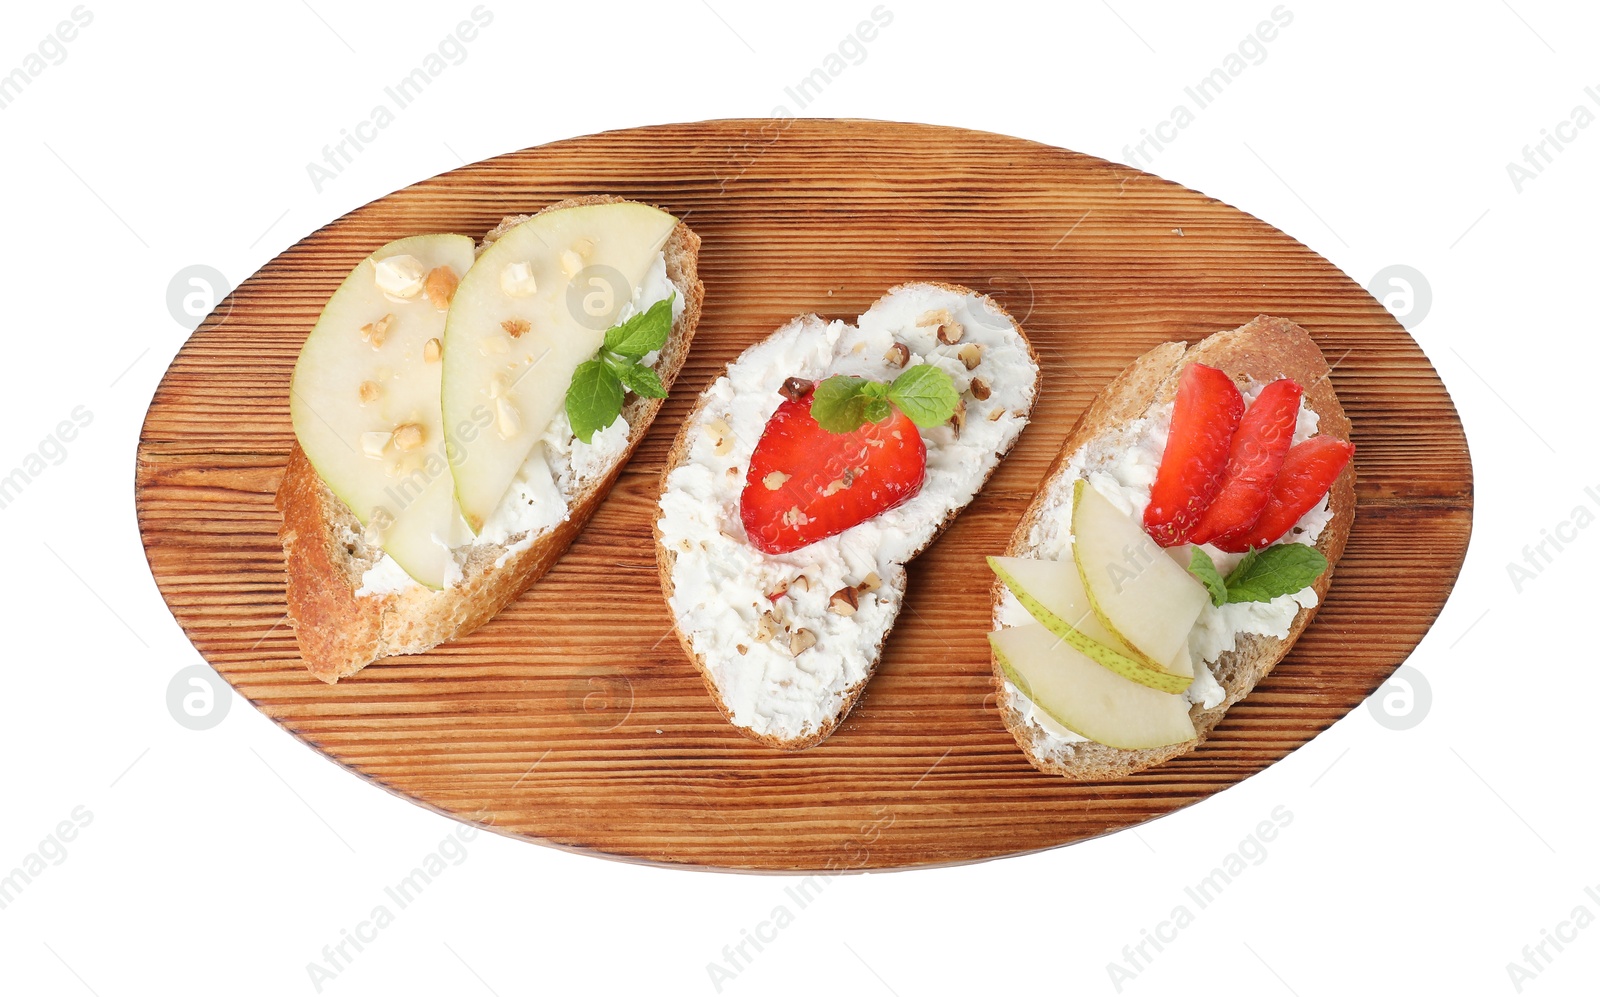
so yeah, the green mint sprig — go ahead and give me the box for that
[565,293,674,444]
[1187,543,1328,608]
[809,364,960,433]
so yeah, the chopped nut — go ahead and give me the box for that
[360,313,395,348]
[917,308,964,344]
[823,477,847,496]
[360,431,392,458]
[421,338,441,363]
[829,586,859,616]
[937,318,965,345]
[782,506,809,527]
[736,644,749,656]
[374,255,426,298]
[358,380,380,403]
[969,377,992,401]
[792,574,810,592]
[495,398,521,439]
[424,265,460,308]
[883,341,911,367]
[779,377,812,402]
[762,471,791,491]
[391,423,424,452]
[754,611,780,643]
[559,249,584,277]
[857,571,882,593]
[502,318,531,338]
[987,406,1005,422]
[958,343,984,370]
[499,260,537,297]
[764,579,790,600]
[788,628,817,655]
[949,398,967,434]
[487,372,508,399]
[727,465,740,479]
[708,417,734,456]
[916,308,952,328]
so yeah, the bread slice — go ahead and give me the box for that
[656,282,1041,749]
[991,315,1355,779]
[276,197,703,681]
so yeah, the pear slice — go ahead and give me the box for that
[991,624,1198,750]
[1071,480,1209,668]
[441,202,679,532]
[289,233,475,588]
[989,556,1192,694]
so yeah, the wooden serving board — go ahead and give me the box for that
[135,120,1472,872]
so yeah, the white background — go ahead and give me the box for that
[1,1,1593,994]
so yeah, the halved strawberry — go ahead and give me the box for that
[1187,378,1304,546]
[1143,363,1244,547]
[740,383,926,555]
[1210,434,1354,553]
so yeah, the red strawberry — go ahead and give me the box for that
[1143,363,1244,547]
[1188,378,1305,546]
[740,383,926,555]
[1210,434,1354,553]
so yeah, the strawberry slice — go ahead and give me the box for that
[740,383,926,555]
[1210,434,1354,552]
[1143,363,1244,547]
[1188,378,1305,546]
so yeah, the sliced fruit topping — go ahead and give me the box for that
[441,201,679,533]
[1072,480,1209,668]
[991,623,1198,750]
[1210,434,1354,552]
[740,384,927,555]
[1144,363,1244,547]
[290,233,476,589]
[989,555,1192,694]
[1187,378,1303,546]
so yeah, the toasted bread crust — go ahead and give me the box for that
[655,282,1041,750]
[992,315,1356,780]
[275,198,704,682]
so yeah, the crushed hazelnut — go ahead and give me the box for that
[969,377,992,401]
[782,506,809,527]
[391,423,424,452]
[765,579,790,600]
[958,343,984,370]
[949,399,967,434]
[502,318,531,338]
[788,628,817,655]
[937,319,965,345]
[857,572,882,593]
[424,265,460,309]
[358,380,380,403]
[829,586,859,616]
[423,338,442,362]
[754,611,780,643]
[708,417,734,456]
[779,377,813,402]
[987,406,1005,421]
[792,574,810,592]
[736,644,749,656]
[883,342,911,367]
[360,313,395,348]
[763,471,791,490]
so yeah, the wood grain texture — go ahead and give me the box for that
[134,119,1472,872]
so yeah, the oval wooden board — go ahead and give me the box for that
[136,119,1471,872]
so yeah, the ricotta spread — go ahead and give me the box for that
[995,378,1333,753]
[658,285,1038,744]
[355,252,684,596]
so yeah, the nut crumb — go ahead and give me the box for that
[391,423,424,452]
[424,265,459,308]
[763,471,791,490]
[969,377,992,401]
[883,342,910,367]
[987,406,1005,422]
[755,611,780,643]
[829,586,859,616]
[423,338,442,363]
[502,318,531,338]
[360,313,394,348]
[358,380,380,403]
[736,644,749,656]
[788,628,817,655]
[782,506,809,527]
[958,343,983,370]
[857,572,882,593]
[779,377,812,402]
[792,574,810,592]
[949,398,967,434]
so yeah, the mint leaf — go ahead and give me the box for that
[1223,544,1328,604]
[1187,546,1228,607]
[810,375,869,432]
[602,293,675,359]
[616,362,667,399]
[887,364,961,427]
[863,397,893,423]
[566,359,624,444]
